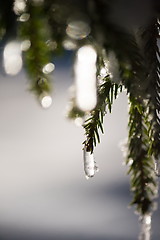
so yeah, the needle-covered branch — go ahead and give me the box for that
[127,97,157,215]
[83,75,121,153]
[19,1,52,97]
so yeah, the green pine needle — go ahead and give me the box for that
[83,75,121,153]
[19,1,52,97]
[127,97,157,215]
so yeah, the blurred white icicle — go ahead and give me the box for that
[74,45,97,112]
[3,41,23,75]
[83,148,99,179]
[139,214,152,240]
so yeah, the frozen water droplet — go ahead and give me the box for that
[19,13,30,22]
[40,93,52,109]
[66,20,90,40]
[42,63,55,74]
[83,148,99,179]
[154,160,160,177]
[74,117,84,127]
[139,214,151,240]
[100,67,108,77]
[46,40,57,50]
[128,158,133,166]
[21,40,31,51]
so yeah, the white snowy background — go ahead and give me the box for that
[0,53,159,240]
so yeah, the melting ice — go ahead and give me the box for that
[139,214,151,240]
[83,149,99,179]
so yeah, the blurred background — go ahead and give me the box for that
[0,52,159,240]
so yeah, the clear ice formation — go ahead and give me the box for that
[83,149,99,179]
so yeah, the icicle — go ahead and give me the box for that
[139,214,152,240]
[3,41,23,75]
[74,45,97,112]
[83,148,99,179]
[154,159,160,177]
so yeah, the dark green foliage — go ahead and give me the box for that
[86,1,160,215]
[19,1,52,97]
[0,0,17,40]
[83,75,121,153]
[44,0,71,54]
[67,103,86,120]
[127,97,156,215]
[140,19,160,159]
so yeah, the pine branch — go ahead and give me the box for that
[139,19,160,159]
[19,1,52,97]
[83,75,121,153]
[90,0,159,217]
[67,104,86,120]
[44,0,89,54]
[127,97,157,215]
[89,0,150,101]
[44,0,67,54]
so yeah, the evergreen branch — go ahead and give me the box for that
[19,1,52,97]
[83,75,121,153]
[44,0,89,53]
[90,0,148,99]
[89,4,159,214]
[66,96,86,120]
[127,97,157,215]
[44,0,67,54]
[140,19,160,159]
